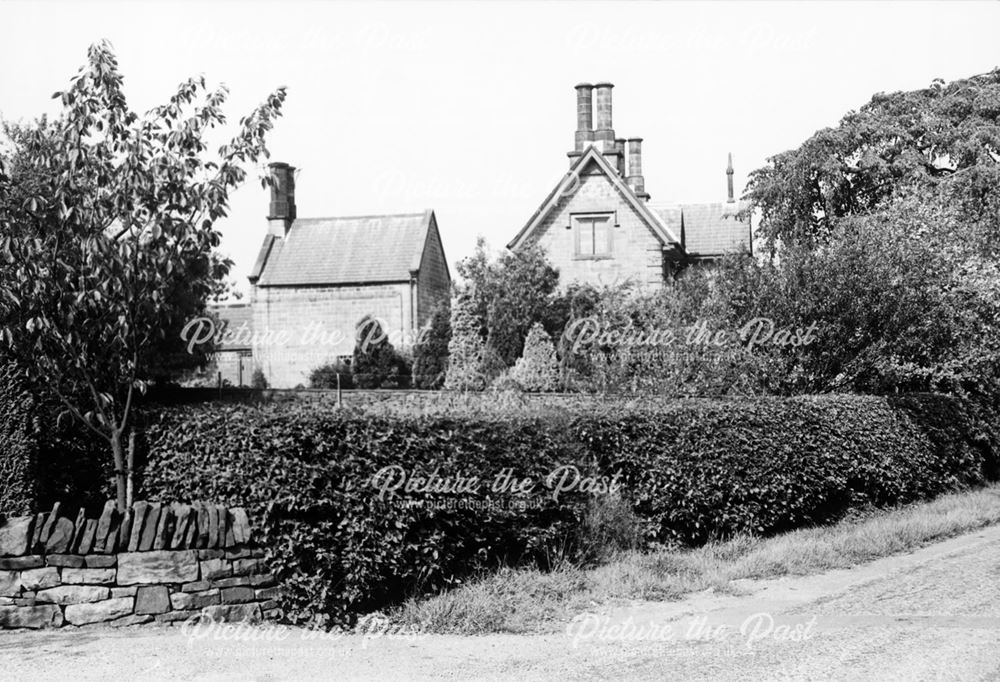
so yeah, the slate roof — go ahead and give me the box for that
[251,210,439,286]
[652,201,752,258]
[208,303,253,351]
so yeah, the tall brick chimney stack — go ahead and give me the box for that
[726,153,735,203]
[267,162,296,237]
[574,83,595,152]
[627,138,650,200]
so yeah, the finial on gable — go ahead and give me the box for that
[726,153,735,203]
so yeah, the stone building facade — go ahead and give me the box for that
[508,82,751,288]
[247,163,451,388]
[204,303,254,387]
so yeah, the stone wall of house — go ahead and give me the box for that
[416,217,452,328]
[252,283,413,388]
[0,500,278,629]
[525,162,665,289]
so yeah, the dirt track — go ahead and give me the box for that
[3,524,1000,681]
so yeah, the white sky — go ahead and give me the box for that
[2,1,998,297]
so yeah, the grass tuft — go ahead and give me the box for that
[391,485,1000,634]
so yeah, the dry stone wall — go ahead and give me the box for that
[0,500,278,629]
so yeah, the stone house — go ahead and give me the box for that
[508,82,751,288]
[247,163,451,388]
[205,302,254,387]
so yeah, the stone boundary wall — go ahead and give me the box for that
[0,500,278,629]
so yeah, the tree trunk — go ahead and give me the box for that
[126,429,137,508]
[110,430,127,512]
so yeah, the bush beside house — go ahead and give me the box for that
[412,303,451,389]
[506,323,560,392]
[308,360,355,390]
[352,317,411,389]
[443,295,487,391]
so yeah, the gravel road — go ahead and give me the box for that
[3,524,999,681]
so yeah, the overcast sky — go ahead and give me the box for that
[2,1,997,297]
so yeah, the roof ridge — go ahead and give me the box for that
[294,212,427,222]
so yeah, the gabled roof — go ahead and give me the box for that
[251,209,445,287]
[507,146,682,251]
[651,201,752,258]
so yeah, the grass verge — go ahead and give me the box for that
[390,484,1000,634]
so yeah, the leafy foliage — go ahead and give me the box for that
[139,402,595,627]
[579,393,998,546]
[0,41,285,509]
[747,69,1000,251]
[508,323,560,391]
[137,393,998,626]
[696,191,1000,397]
[0,361,39,515]
[309,359,354,389]
[251,367,269,390]
[555,278,791,397]
[444,294,487,391]
[352,316,409,389]
[455,238,560,370]
[412,302,451,389]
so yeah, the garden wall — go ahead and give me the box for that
[0,500,278,629]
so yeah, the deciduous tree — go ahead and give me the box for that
[0,42,286,510]
[747,69,1000,252]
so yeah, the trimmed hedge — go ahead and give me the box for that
[140,404,591,627]
[587,394,999,545]
[0,361,112,517]
[0,362,39,516]
[136,392,1000,627]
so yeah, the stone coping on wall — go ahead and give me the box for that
[0,501,279,629]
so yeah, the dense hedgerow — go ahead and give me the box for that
[585,394,999,545]
[0,362,39,516]
[140,403,594,627]
[0,361,111,516]
[136,392,999,627]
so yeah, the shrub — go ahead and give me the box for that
[489,369,524,392]
[509,323,560,392]
[251,368,269,389]
[309,360,354,389]
[444,294,487,391]
[574,493,644,566]
[412,303,451,389]
[352,316,408,389]
[455,238,559,367]
[137,392,999,626]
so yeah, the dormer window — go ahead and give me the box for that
[573,213,612,259]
